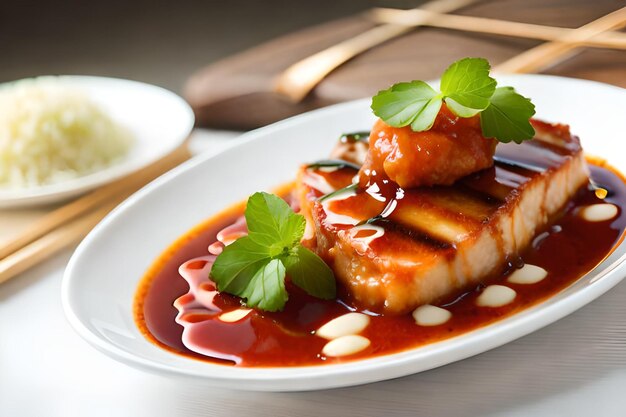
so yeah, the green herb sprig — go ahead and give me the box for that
[210,192,336,312]
[371,57,536,143]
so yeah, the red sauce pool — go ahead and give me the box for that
[134,163,626,367]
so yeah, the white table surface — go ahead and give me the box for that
[2,130,626,417]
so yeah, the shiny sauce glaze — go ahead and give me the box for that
[135,152,626,368]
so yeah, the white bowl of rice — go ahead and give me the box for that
[0,76,194,208]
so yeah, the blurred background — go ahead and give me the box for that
[0,0,419,93]
[3,0,623,130]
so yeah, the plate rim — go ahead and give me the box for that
[62,74,626,391]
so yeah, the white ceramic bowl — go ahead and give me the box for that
[62,75,626,391]
[0,76,194,208]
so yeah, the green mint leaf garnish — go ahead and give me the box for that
[283,246,335,300]
[443,98,482,118]
[211,192,336,312]
[371,81,441,128]
[480,87,536,144]
[370,57,536,143]
[410,95,443,132]
[240,258,288,312]
[245,192,305,252]
[440,57,496,111]
[210,236,271,294]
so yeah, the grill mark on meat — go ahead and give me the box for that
[371,218,453,251]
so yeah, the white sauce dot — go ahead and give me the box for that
[321,188,360,226]
[580,204,618,222]
[322,335,370,357]
[348,224,385,247]
[412,305,452,326]
[218,309,252,323]
[476,285,517,308]
[365,183,386,202]
[507,264,548,285]
[303,172,336,194]
[316,313,370,340]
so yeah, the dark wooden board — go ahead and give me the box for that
[184,0,625,130]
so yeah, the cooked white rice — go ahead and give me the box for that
[0,77,134,189]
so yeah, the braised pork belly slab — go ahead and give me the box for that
[297,121,588,314]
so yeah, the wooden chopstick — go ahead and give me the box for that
[273,0,478,103]
[0,144,190,261]
[0,204,116,284]
[369,8,626,50]
[0,144,191,284]
[495,7,626,73]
